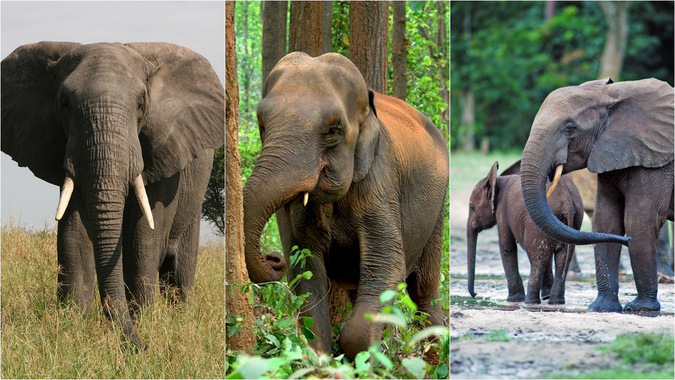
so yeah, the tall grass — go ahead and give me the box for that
[1,225,224,378]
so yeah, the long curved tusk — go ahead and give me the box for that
[546,165,564,199]
[133,175,155,230]
[55,175,75,221]
[303,192,309,207]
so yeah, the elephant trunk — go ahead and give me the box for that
[243,150,319,284]
[520,139,630,246]
[467,228,478,298]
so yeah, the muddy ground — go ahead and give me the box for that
[450,190,675,379]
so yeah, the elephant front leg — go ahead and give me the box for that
[57,192,95,313]
[588,181,624,312]
[339,215,406,359]
[498,228,525,302]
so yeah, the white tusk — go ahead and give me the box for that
[133,175,155,230]
[303,192,309,207]
[55,175,75,221]
[546,165,564,200]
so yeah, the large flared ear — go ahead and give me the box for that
[353,90,381,182]
[486,161,499,215]
[126,42,225,184]
[1,41,81,186]
[588,78,674,173]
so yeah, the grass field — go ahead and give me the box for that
[450,150,523,194]
[1,225,224,378]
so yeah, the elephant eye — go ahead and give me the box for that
[563,123,577,137]
[469,204,476,212]
[322,122,343,146]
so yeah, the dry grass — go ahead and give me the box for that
[1,225,224,378]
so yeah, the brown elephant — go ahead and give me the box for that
[1,42,224,348]
[468,162,583,304]
[520,78,674,313]
[243,52,448,358]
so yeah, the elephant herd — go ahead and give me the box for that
[2,42,673,358]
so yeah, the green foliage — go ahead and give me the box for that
[451,1,674,151]
[600,333,674,366]
[227,279,449,379]
[202,146,225,235]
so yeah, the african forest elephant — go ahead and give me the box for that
[243,52,448,358]
[468,162,583,304]
[520,78,674,312]
[1,42,224,348]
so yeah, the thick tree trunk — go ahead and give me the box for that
[599,1,629,79]
[225,0,255,353]
[392,1,407,100]
[289,1,329,56]
[262,1,288,82]
[460,89,475,152]
[349,1,389,93]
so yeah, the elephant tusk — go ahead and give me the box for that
[55,175,75,221]
[546,165,564,199]
[133,175,155,230]
[303,192,309,207]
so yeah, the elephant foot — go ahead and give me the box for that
[548,297,565,305]
[623,297,660,313]
[506,292,525,302]
[588,295,622,312]
[541,288,551,300]
[524,295,541,304]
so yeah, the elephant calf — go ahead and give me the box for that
[467,162,583,304]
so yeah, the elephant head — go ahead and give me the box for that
[467,162,500,298]
[244,52,380,283]
[1,41,224,345]
[520,78,673,246]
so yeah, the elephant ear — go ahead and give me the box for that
[486,161,499,215]
[1,41,81,186]
[126,42,224,184]
[588,78,674,173]
[353,90,381,182]
[580,77,613,87]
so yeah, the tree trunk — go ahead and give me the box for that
[225,0,255,353]
[545,1,556,22]
[349,1,389,93]
[289,1,329,56]
[461,89,475,152]
[322,2,333,54]
[599,1,629,79]
[391,1,407,100]
[262,1,288,82]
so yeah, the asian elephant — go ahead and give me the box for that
[1,42,224,348]
[468,162,583,304]
[520,78,674,313]
[243,52,448,358]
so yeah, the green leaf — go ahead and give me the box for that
[372,350,393,370]
[277,317,294,329]
[265,334,280,347]
[409,326,450,346]
[302,271,313,280]
[302,316,314,329]
[379,289,397,304]
[402,357,428,379]
[232,356,268,380]
[372,313,407,328]
[301,325,316,341]
[354,351,371,374]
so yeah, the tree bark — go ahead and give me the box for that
[599,1,629,79]
[225,0,255,353]
[349,1,389,93]
[545,1,556,22]
[262,1,288,82]
[289,1,330,56]
[392,1,407,100]
[461,3,475,151]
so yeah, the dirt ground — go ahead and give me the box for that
[450,189,675,379]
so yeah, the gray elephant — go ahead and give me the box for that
[243,52,448,358]
[1,41,224,348]
[468,162,583,304]
[520,78,674,313]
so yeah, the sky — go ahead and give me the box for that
[1,1,225,241]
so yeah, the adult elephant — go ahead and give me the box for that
[1,42,224,348]
[244,52,448,358]
[520,77,674,313]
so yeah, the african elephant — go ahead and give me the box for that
[468,162,583,304]
[1,42,224,348]
[243,52,448,358]
[520,78,674,312]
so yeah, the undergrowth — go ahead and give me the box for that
[226,247,450,379]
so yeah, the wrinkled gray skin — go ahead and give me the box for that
[1,42,224,348]
[520,78,674,313]
[244,52,448,358]
[468,162,583,304]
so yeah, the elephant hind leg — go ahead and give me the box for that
[407,211,445,326]
[160,220,200,304]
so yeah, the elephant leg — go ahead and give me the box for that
[588,178,624,312]
[524,241,552,304]
[541,255,553,300]
[407,211,445,327]
[656,223,673,276]
[160,219,200,304]
[498,227,525,302]
[549,244,573,304]
[57,192,95,313]
[568,251,581,274]
[339,214,406,359]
